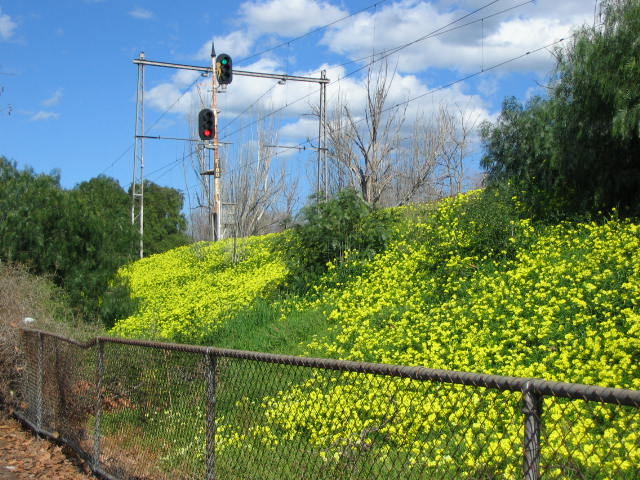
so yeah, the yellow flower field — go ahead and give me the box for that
[110,191,640,478]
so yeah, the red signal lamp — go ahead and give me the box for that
[198,108,215,140]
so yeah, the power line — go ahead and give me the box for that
[101,144,133,175]
[221,81,281,134]
[220,0,518,142]
[237,0,392,66]
[100,73,202,176]
[159,31,580,198]
[320,0,534,77]
[294,33,577,154]
[116,0,523,179]
[387,36,570,113]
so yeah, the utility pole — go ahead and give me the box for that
[211,44,222,241]
[132,52,145,258]
[199,44,223,241]
[319,70,328,201]
[132,55,329,241]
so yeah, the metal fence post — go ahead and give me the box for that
[206,350,217,480]
[523,382,543,480]
[35,332,44,432]
[94,339,104,468]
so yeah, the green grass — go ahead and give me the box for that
[202,297,334,356]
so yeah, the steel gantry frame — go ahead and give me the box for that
[131,52,145,259]
[131,51,329,250]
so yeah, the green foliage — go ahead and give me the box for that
[62,175,138,317]
[111,236,288,343]
[133,180,190,255]
[285,188,398,288]
[0,158,191,321]
[480,98,562,219]
[240,192,640,477]
[0,157,67,274]
[481,0,640,218]
[110,190,640,478]
[203,298,331,355]
[99,276,139,329]
[551,0,640,216]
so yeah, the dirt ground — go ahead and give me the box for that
[0,415,94,479]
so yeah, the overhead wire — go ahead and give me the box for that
[108,0,512,180]
[100,72,203,175]
[220,0,519,142]
[317,0,534,77]
[128,0,562,201]
[197,9,570,202]
[236,0,392,66]
[221,81,281,134]
[289,32,581,156]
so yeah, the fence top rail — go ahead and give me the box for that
[21,328,640,407]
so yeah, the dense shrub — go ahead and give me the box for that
[284,188,399,290]
[109,191,640,477]
[231,193,640,477]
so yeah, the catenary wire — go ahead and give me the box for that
[100,73,202,175]
[220,0,513,141]
[237,0,392,66]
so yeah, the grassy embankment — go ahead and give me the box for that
[101,191,639,478]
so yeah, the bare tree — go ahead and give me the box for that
[225,118,299,239]
[392,105,476,205]
[187,97,299,242]
[325,62,476,207]
[435,104,475,198]
[325,61,407,206]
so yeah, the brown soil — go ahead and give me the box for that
[0,415,95,479]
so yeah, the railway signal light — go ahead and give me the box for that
[198,108,215,140]
[216,54,232,85]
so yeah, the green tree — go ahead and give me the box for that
[285,188,396,288]
[480,97,559,218]
[551,0,640,215]
[0,157,67,275]
[481,0,640,218]
[0,159,138,320]
[0,159,191,321]
[133,180,190,256]
[63,176,138,317]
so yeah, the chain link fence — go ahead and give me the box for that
[14,328,640,479]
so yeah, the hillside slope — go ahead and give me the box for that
[111,191,640,390]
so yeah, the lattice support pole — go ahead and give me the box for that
[523,383,543,480]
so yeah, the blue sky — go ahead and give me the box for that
[1,0,596,209]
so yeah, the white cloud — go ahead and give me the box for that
[143,0,596,144]
[42,88,63,107]
[196,30,255,62]
[129,7,154,20]
[279,117,317,142]
[31,111,60,121]
[321,0,594,75]
[145,81,198,117]
[240,0,347,36]
[0,9,17,41]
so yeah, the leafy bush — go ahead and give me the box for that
[218,193,640,477]
[481,0,640,219]
[108,191,640,477]
[284,188,399,289]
